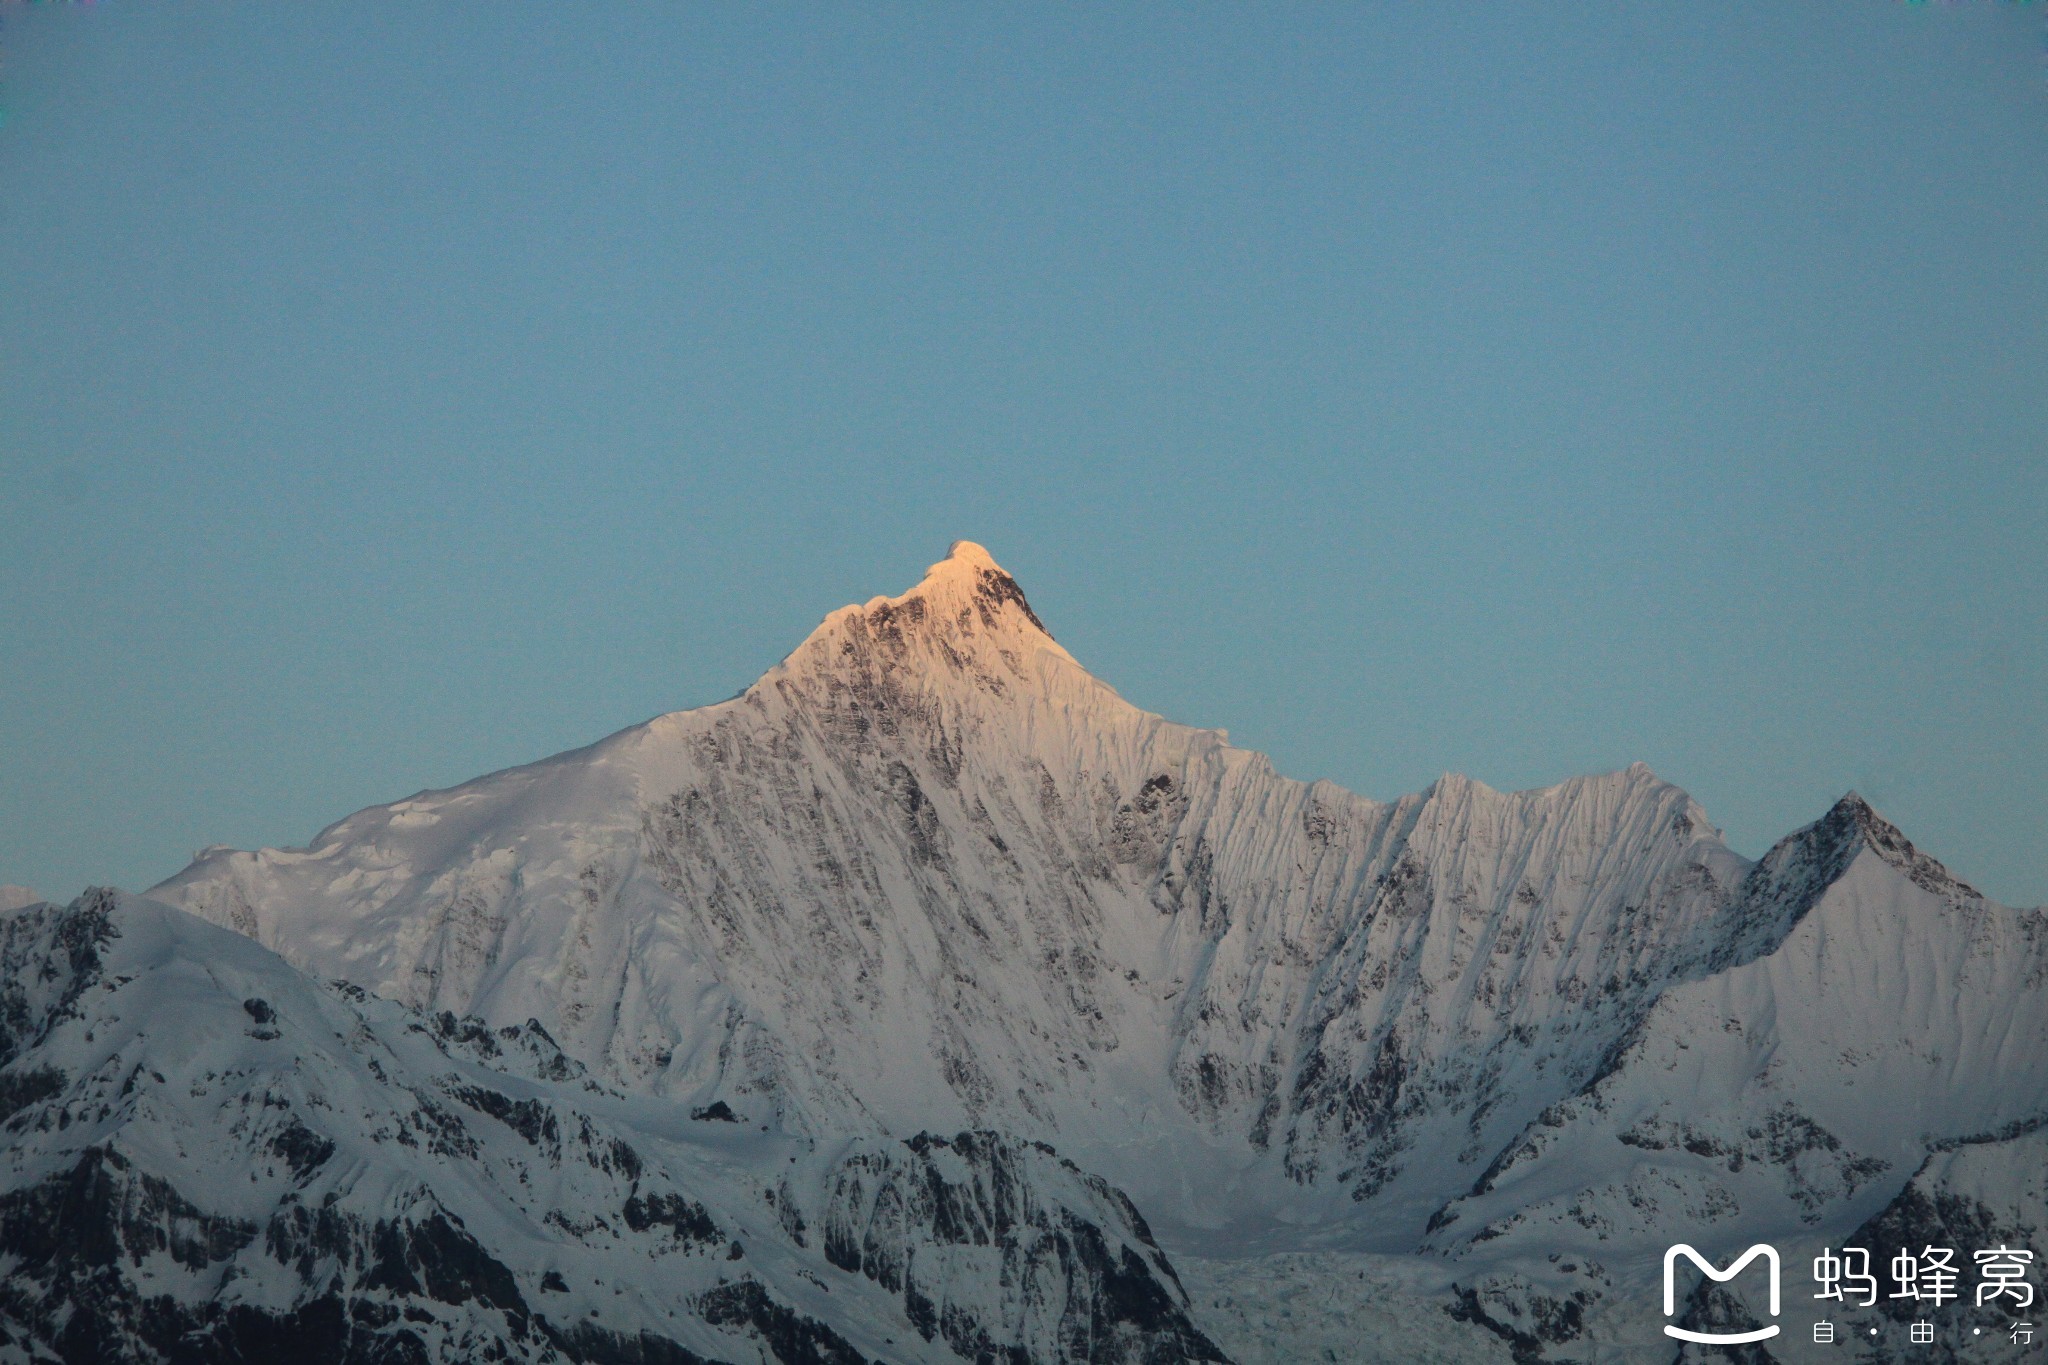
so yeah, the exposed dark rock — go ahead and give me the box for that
[697,1279,869,1365]
[267,1118,338,1182]
[452,1084,561,1154]
[0,1064,65,1126]
[621,1192,723,1249]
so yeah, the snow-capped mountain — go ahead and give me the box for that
[144,544,1756,1246]
[6,542,2040,1362]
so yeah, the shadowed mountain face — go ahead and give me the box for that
[5,543,2036,1362]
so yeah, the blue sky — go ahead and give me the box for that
[2,3,2043,905]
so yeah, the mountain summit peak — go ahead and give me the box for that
[754,541,1066,697]
[869,539,1055,641]
[941,539,1000,570]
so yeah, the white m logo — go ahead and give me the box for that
[1662,1244,1782,1344]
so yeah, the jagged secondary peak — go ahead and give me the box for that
[1819,790,1982,900]
[1411,761,1722,855]
[1758,790,1982,908]
[1703,790,1985,974]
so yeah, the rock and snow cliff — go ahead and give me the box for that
[0,890,1223,1365]
[5,543,2040,1363]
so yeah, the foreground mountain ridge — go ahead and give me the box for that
[3,541,2034,1362]
[0,890,1227,1365]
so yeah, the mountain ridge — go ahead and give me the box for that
[145,550,1746,1191]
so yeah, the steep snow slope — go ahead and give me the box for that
[149,544,1753,1246]
[0,891,1225,1365]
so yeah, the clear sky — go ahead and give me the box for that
[2,4,2043,907]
